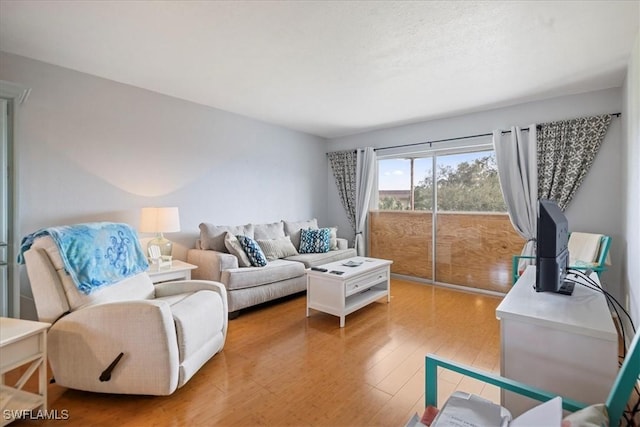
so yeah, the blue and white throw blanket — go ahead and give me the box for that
[19,222,149,295]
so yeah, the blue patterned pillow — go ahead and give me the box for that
[236,235,267,267]
[299,228,331,254]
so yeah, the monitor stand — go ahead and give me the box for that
[557,280,575,296]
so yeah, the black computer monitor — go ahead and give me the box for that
[535,199,573,295]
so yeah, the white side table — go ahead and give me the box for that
[0,317,50,426]
[147,260,197,284]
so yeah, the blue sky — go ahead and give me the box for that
[378,151,490,190]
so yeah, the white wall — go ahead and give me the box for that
[327,88,625,299]
[622,32,640,330]
[0,52,329,319]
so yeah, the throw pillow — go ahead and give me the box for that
[562,404,608,427]
[236,235,268,267]
[283,218,318,250]
[299,228,331,254]
[224,232,252,267]
[257,236,299,260]
[199,223,254,252]
[329,227,338,251]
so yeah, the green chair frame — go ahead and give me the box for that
[426,330,640,427]
[512,234,611,284]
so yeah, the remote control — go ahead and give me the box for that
[311,267,328,272]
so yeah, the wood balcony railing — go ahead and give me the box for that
[369,210,524,293]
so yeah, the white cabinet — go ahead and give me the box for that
[496,267,617,416]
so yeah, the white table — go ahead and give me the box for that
[496,266,617,416]
[306,257,392,327]
[147,260,197,284]
[0,317,50,426]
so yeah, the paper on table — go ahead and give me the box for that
[510,396,562,427]
[432,392,509,427]
[432,392,562,427]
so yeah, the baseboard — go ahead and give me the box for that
[390,273,507,298]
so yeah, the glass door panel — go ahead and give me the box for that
[434,151,522,292]
[370,157,433,281]
[0,99,7,315]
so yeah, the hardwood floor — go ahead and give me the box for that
[10,279,502,426]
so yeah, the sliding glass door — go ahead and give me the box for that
[0,80,28,318]
[370,143,524,293]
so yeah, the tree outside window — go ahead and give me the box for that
[378,151,506,212]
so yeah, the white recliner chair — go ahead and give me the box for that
[23,235,228,396]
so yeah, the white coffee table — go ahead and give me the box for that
[306,257,392,327]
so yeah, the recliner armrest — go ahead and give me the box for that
[187,249,238,282]
[154,280,228,308]
[154,280,229,342]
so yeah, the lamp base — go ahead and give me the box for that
[148,234,173,257]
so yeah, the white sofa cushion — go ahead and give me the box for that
[283,218,318,250]
[199,223,254,252]
[224,232,252,267]
[221,259,305,290]
[285,248,357,268]
[253,221,286,240]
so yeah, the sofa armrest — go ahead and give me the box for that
[336,238,349,250]
[49,300,180,395]
[187,249,238,282]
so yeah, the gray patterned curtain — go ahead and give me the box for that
[328,150,357,232]
[537,114,612,210]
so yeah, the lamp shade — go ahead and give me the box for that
[139,207,181,233]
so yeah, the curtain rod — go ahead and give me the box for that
[373,112,621,152]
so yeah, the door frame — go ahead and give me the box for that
[1,80,30,318]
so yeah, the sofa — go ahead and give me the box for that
[187,218,356,316]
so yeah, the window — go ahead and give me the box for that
[436,151,506,212]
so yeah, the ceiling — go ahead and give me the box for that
[0,1,638,139]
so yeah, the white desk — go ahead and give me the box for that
[496,266,617,416]
[0,317,50,426]
[147,260,197,284]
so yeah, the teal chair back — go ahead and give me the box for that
[512,234,611,284]
[592,235,612,273]
[606,331,640,426]
[426,329,640,426]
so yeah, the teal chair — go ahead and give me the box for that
[512,234,612,284]
[425,330,639,426]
